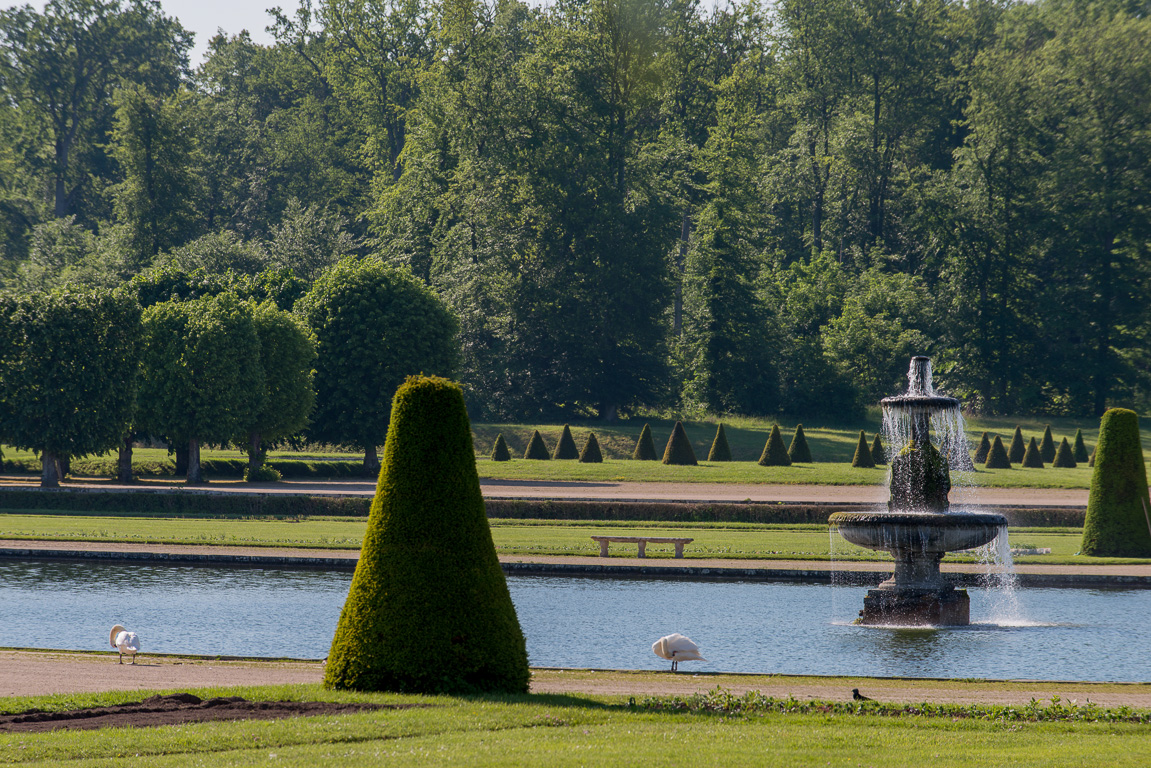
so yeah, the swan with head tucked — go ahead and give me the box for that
[652,633,705,672]
[110,625,140,664]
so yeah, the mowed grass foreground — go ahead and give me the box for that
[1,683,1150,767]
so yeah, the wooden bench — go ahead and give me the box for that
[590,536,693,559]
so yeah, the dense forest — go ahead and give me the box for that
[1,0,1148,422]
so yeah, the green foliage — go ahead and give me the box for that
[632,424,658,461]
[244,465,282,482]
[1008,427,1026,464]
[1081,408,1151,557]
[1039,425,1057,463]
[1021,437,1045,468]
[974,432,992,463]
[1073,429,1091,462]
[553,424,579,460]
[491,433,511,462]
[850,430,875,468]
[244,301,316,444]
[870,434,886,465]
[987,437,1011,468]
[662,421,698,466]
[758,425,791,467]
[267,198,360,282]
[523,430,550,460]
[1052,437,1076,469]
[788,424,812,463]
[324,375,528,693]
[707,424,732,462]
[579,432,603,463]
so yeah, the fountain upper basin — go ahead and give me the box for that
[829,511,1008,555]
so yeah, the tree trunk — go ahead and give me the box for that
[186,438,204,485]
[363,447,380,477]
[673,211,690,337]
[117,437,134,483]
[248,431,263,478]
[59,454,71,477]
[40,451,61,488]
[174,445,188,476]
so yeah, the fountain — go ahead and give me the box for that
[829,356,1008,626]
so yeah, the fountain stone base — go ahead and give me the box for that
[858,586,969,626]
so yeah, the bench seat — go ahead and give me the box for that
[590,535,694,559]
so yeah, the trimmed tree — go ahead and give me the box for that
[1008,427,1026,464]
[851,430,875,468]
[524,430,550,460]
[708,424,732,462]
[985,436,1011,468]
[579,433,603,463]
[491,433,511,462]
[662,421,698,466]
[973,432,992,464]
[758,425,791,467]
[324,376,529,692]
[1021,437,1044,468]
[553,424,579,460]
[788,424,813,463]
[1080,408,1151,557]
[1039,425,1056,464]
[1052,437,1077,468]
[632,424,658,461]
[870,433,886,465]
[1073,429,1091,463]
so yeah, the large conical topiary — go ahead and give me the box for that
[758,425,791,466]
[870,433,886,465]
[851,430,875,468]
[633,424,658,461]
[984,435,1011,469]
[662,421,698,465]
[708,424,732,462]
[1039,425,1056,464]
[788,424,813,463]
[524,430,550,460]
[973,432,992,464]
[1081,408,1151,557]
[324,376,528,693]
[579,432,603,463]
[1021,437,1044,468]
[1008,427,1026,464]
[1052,437,1076,468]
[1073,429,1090,463]
[491,433,511,462]
[553,424,579,460]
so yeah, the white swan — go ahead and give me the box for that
[110,625,140,664]
[652,633,705,672]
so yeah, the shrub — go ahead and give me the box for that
[1052,437,1076,468]
[1039,425,1056,463]
[243,465,282,482]
[553,424,579,460]
[707,424,732,462]
[579,432,603,463]
[984,436,1011,469]
[491,433,511,462]
[1089,448,1095,467]
[1008,427,1026,464]
[758,425,791,467]
[1080,408,1151,557]
[973,433,991,464]
[632,424,658,461]
[788,424,813,463]
[850,430,875,468]
[524,430,550,460]
[870,434,885,465]
[1073,429,1091,463]
[662,421,698,466]
[1021,437,1044,468]
[324,375,529,693]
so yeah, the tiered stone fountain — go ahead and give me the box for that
[830,357,1007,626]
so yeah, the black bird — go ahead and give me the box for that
[852,689,872,701]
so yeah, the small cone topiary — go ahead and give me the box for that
[1039,425,1056,464]
[553,424,579,460]
[851,430,875,468]
[579,432,603,463]
[1073,429,1090,463]
[708,424,732,462]
[788,424,813,463]
[1021,437,1044,468]
[633,424,658,461]
[524,430,550,460]
[973,432,992,464]
[1052,437,1076,468]
[491,433,511,462]
[324,376,528,694]
[984,435,1011,469]
[662,421,698,466]
[870,433,886,465]
[1080,408,1151,557]
[1008,427,1026,464]
[758,425,791,466]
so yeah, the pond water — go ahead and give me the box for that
[1,560,1148,682]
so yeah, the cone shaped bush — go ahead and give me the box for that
[1039,425,1056,463]
[324,376,528,693]
[524,430,550,460]
[788,424,813,463]
[1081,408,1151,557]
[973,432,992,463]
[662,421,698,466]
[870,433,886,465]
[1021,437,1044,468]
[1073,429,1090,463]
[553,424,579,460]
[1052,437,1076,468]
[633,424,658,461]
[984,436,1011,468]
[579,432,603,463]
[1008,427,1026,464]
[758,425,791,466]
[708,424,732,462]
[851,430,875,468]
[491,433,511,462]
[1089,448,1095,467]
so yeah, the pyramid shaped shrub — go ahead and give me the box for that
[633,424,658,461]
[1073,429,1090,463]
[491,433,511,462]
[1081,408,1151,557]
[708,424,732,462]
[851,430,875,468]
[973,433,991,464]
[1039,425,1057,464]
[324,376,529,693]
[662,421,698,466]
[870,434,886,465]
[984,436,1011,469]
[1021,437,1044,468]
[758,425,791,466]
[788,424,813,463]
[1052,437,1076,468]
[579,432,603,463]
[524,430,550,460]
[1008,427,1026,464]
[553,424,579,460]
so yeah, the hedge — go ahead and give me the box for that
[553,425,579,460]
[524,430,551,460]
[870,434,885,465]
[984,436,1011,469]
[788,425,813,463]
[579,433,603,463]
[1051,437,1076,469]
[1021,437,1045,468]
[632,424,659,461]
[662,421,698,466]
[1008,427,1026,464]
[973,433,991,464]
[758,425,791,467]
[491,434,512,462]
[1039,425,1057,464]
[850,430,875,468]
[1080,408,1151,557]
[707,424,732,462]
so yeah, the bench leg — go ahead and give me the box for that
[674,542,684,558]
[637,541,647,558]
[599,540,610,557]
